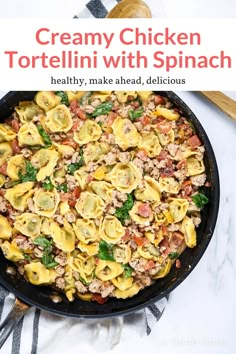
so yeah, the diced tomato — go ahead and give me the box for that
[61,139,77,149]
[140,115,151,126]
[11,119,20,132]
[87,175,94,183]
[137,203,152,217]
[156,121,172,134]
[75,108,87,120]
[107,112,118,126]
[121,229,130,242]
[161,226,168,235]
[69,99,78,111]
[178,123,193,137]
[160,164,174,178]
[72,120,80,131]
[182,180,192,187]
[0,161,8,175]
[11,139,21,153]
[187,135,201,148]
[175,259,181,268]
[145,260,156,270]
[133,236,146,247]
[72,186,81,199]
[136,149,148,161]
[176,160,187,170]
[127,95,135,102]
[159,237,170,255]
[0,189,6,197]
[131,100,140,109]
[170,232,184,248]
[92,293,108,304]
[157,150,168,161]
[154,95,166,105]
[152,116,165,124]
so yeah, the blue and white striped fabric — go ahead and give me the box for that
[0,1,169,353]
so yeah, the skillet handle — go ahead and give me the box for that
[0,298,30,349]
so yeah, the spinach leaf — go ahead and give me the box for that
[91,102,113,117]
[67,150,84,175]
[42,253,58,268]
[55,91,69,106]
[168,252,179,260]
[34,236,52,249]
[114,194,134,225]
[98,240,115,261]
[18,161,38,182]
[37,125,52,148]
[56,183,68,193]
[79,276,90,286]
[192,193,209,209]
[128,108,144,121]
[24,254,32,261]
[42,176,54,191]
[122,264,134,278]
[79,91,93,105]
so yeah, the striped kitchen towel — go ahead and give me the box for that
[0,1,169,353]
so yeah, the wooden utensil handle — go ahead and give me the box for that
[200,91,236,121]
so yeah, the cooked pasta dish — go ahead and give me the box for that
[0,91,209,303]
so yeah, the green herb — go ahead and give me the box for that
[18,161,38,182]
[37,125,52,148]
[79,91,93,105]
[114,194,134,225]
[79,276,90,286]
[122,264,134,278]
[98,240,115,261]
[55,91,69,106]
[42,176,54,191]
[67,149,84,175]
[34,236,52,249]
[168,252,179,260]
[192,193,209,209]
[91,102,113,117]
[97,122,103,128]
[34,236,58,268]
[42,253,58,268]
[24,254,32,261]
[56,183,68,193]
[128,108,144,121]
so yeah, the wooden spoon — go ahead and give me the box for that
[200,91,236,122]
[106,0,152,18]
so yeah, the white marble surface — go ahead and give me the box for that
[0,1,236,354]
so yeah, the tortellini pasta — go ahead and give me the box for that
[129,202,154,225]
[18,122,44,147]
[73,219,98,244]
[100,216,125,244]
[15,101,43,123]
[31,148,59,181]
[115,91,137,103]
[35,91,61,111]
[109,162,141,193]
[168,198,189,223]
[89,181,113,202]
[83,142,109,164]
[5,182,34,211]
[186,157,205,176]
[1,241,24,262]
[112,275,133,291]
[45,105,73,132]
[135,176,160,202]
[138,133,162,157]
[7,155,26,181]
[75,192,105,219]
[113,244,131,264]
[158,177,180,194]
[74,167,89,189]
[152,259,172,279]
[0,142,13,165]
[73,120,102,144]
[33,188,60,217]
[113,283,141,299]
[181,216,197,248]
[24,262,52,285]
[50,220,75,252]
[66,91,86,102]
[0,124,16,142]
[14,213,42,239]
[95,260,123,281]
[0,215,12,240]
[153,107,180,121]
[71,253,96,283]
[112,117,140,150]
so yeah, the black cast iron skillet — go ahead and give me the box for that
[0,91,220,348]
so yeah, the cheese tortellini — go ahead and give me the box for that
[100,216,125,244]
[18,122,44,147]
[33,188,60,217]
[112,117,140,150]
[109,162,141,193]
[75,191,105,219]
[73,120,102,144]
[14,213,42,239]
[5,182,34,211]
[45,105,73,132]
[0,124,16,142]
